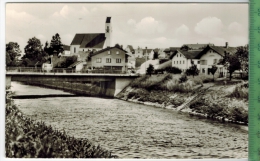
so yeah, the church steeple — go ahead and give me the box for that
[105,17,111,48]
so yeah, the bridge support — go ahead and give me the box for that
[114,77,135,96]
[6,76,11,89]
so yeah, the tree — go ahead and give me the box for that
[6,42,21,67]
[236,45,248,77]
[224,53,241,80]
[49,33,64,55]
[22,37,48,66]
[59,56,78,68]
[209,65,218,81]
[153,51,159,60]
[186,63,199,78]
[146,64,154,76]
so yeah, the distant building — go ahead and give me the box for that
[70,17,112,54]
[90,46,129,73]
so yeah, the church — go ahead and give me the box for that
[69,17,112,54]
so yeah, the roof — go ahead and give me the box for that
[63,45,70,51]
[164,47,180,52]
[90,46,128,57]
[70,33,106,49]
[156,60,172,70]
[183,43,214,50]
[68,61,83,68]
[126,45,134,51]
[106,17,111,23]
[176,50,203,59]
[197,45,237,58]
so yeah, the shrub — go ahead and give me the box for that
[229,85,248,100]
[165,66,182,74]
[179,74,188,83]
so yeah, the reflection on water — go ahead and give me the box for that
[11,81,248,159]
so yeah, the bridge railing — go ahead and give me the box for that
[6,67,129,74]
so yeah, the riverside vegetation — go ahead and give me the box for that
[5,91,116,158]
[116,73,248,125]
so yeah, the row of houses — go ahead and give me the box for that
[40,16,238,78]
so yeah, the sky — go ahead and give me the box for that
[5,3,248,54]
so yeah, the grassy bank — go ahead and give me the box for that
[5,91,116,158]
[116,74,248,125]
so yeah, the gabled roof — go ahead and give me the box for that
[175,50,203,59]
[70,33,106,49]
[197,45,237,58]
[164,47,180,52]
[90,46,128,57]
[68,61,84,68]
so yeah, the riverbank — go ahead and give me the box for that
[5,90,116,158]
[116,74,248,125]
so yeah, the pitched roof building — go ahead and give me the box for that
[70,17,112,55]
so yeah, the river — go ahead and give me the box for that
[11,81,248,159]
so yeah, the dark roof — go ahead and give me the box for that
[70,33,106,49]
[68,61,83,68]
[164,47,180,53]
[106,17,111,23]
[197,46,237,58]
[176,50,203,59]
[63,45,70,51]
[90,46,128,57]
[157,60,172,70]
[183,43,214,50]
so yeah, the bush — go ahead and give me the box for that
[229,85,248,100]
[179,75,188,83]
[165,66,182,74]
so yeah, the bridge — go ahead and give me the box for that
[6,67,139,97]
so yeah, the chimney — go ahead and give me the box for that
[225,42,228,48]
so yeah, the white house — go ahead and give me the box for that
[70,17,112,54]
[134,47,143,58]
[172,49,202,71]
[198,44,237,77]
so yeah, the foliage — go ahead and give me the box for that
[5,93,115,158]
[209,65,218,81]
[236,45,248,75]
[22,37,48,66]
[146,64,154,76]
[153,51,159,60]
[229,85,248,100]
[49,33,64,55]
[179,74,188,83]
[165,66,182,74]
[59,56,78,68]
[185,64,199,77]
[6,42,21,67]
[114,44,123,49]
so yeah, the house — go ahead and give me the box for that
[164,47,180,59]
[90,46,129,73]
[70,17,112,54]
[134,47,144,58]
[197,42,237,77]
[142,49,153,60]
[158,48,167,59]
[62,45,71,56]
[172,49,202,71]
[125,45,135,55]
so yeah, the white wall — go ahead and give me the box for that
[70,45,80,54]
[199,49,226,76]
[75,63,84,72]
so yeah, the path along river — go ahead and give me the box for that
[11,81,248,159]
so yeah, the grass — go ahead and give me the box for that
[5,92,115,158]
[229,84,248,100]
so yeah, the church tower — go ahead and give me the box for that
[105,17,112,48]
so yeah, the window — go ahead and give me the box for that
[83,49,84,51]
[116,58,121,63]
[74,47,76,53]
[116,51,119,54]
[96,58,102,63]
[180,61,181,64]
[177,54,178,57]
[214,59,217,64]
[202,68,205,73]
[198,61,200,64]
[106,58,111,63]
[200,60,207,65]
[108,51,111,54]
[173,61,175,64]
[183,60,184,64]
[177,61,178,64]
